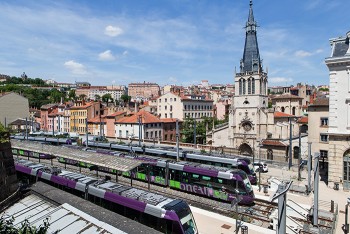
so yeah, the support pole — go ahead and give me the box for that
[193,121,196,145]
[52,117,55,136]
[147,165,150,191]
[346,204,349,234]
[313,152,320,227]
[176,119,179,162]
[85,118,88,148]
[58,115,61,133]
[308,142,312,194]
[298,127,301,181]
[277,184,287,234]
[25,117,28,140]
[289,117,292,169]
[138,116,141,147]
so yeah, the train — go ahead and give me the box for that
[11,135,258,185]
[11,144,255,205]
[15,159,199,234]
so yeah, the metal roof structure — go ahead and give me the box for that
[11,140,142,172]
[1,194,125,233]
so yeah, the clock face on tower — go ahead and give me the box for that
[242,122,252,132]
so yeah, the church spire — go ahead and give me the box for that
[240,0,262,73]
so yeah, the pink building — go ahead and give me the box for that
[215,99,231,120]
[105,111,127,138]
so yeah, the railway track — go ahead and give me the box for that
[16,156,277,228]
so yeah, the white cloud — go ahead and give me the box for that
[269,77,293,83]
[98,50,115,61]
[295,50,312,57]
[104,25,123,37]
[64,60,87,75]
[122,50,128,56]
[168,77,177,83]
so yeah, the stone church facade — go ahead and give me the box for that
[210,1,303,163]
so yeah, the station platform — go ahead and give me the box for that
[193,164,345,234]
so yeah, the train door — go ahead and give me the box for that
[343,151,350,190]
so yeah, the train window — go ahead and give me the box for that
[181,172,189,183]
[191,174,200,182]
[202,176,211,181]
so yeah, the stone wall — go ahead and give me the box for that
[0,132,18,202]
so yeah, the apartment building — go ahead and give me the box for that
[157,92,213,121]
[69,101,102,134]
[128,82,160,100]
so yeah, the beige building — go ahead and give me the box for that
[324,31,350,189]
[308,98,329,171]
[271,94,303,116]
[128,82,160,100]
[0,92,29,127]
[156,92,213,121]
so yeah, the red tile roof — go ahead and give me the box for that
[106,111,126,117]
[261,140,287,147]
[116,110,160,124]
[297,117,308,124]
[274,112,294,118]
[161,118,182,123]
[88,116,106,123]
[271,94,303,100]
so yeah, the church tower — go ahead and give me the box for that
[230,0,268,155]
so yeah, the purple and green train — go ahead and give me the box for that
[57,153,255,205]
[15,159,198,234]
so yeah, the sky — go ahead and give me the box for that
[0,0,349,87]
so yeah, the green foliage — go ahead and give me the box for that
[120,94,131,104]
[102,93,113,105]
[318,88,329,92]
[0,123,9,143]
[0,216,58,234]
[181,116,228,144]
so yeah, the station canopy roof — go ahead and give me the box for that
[11,140,142,172]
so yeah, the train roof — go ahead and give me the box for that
[12,140,142,172]
[16,159,177,208]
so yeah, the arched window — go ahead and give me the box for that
[260,78,263,95]
[281,107,285,113]
[239,79,243,95]
[248,78,251,94]
[243,79,246,95]
[252,78,255,94]
[292,107,296,115]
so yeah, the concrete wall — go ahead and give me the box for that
[0,93,29,127]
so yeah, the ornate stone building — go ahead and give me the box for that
[325,31,350,189]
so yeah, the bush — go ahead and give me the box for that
[0,216,59,234]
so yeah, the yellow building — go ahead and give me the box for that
[69,101,102,134]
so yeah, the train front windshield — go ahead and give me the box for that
[180,213,197,234]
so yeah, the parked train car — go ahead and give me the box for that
[87,141,258,185]
[12,147,55,159]
[57,153,255,205]
[15,159,198,234]
[11,135,78,145]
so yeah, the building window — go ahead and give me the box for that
[165,98,167,102]
[267,149,273,160]
[292,107,296,116]
[320,150,328,158]
[165,106,167,110]
[320,117,328,126]
[174,98,177,101]
[170,105,173,111]
[252,78,255,94]
[170,113,173,118]
[170,98,172,102]
[239,79,243,95]
[119,130,122,137]
[243,79,246,95]
[320,134,328,142]
[159,99,161,103]
[281,107,285,113]
[126,130,129,137]
[248,78,251,94]
[165,113,168,118]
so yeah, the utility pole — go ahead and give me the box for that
[85,118,88,148]
[176,119,179,162]
[52,117,55,136]
[313,152,320,227]
[298,126,302,181]
[193,121,196,145]
[308,142,312,194]
[58,115,61,133]
[289,117,293,169]
[138,116,141,147]
[25,117,28,140]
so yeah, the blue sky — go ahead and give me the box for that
[0,0,349,87]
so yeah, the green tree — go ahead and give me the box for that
[79,94,87,101]
[68,89,76,101]
[94,94,101,101]
[120,94,131,106]
[102,93,113,106]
